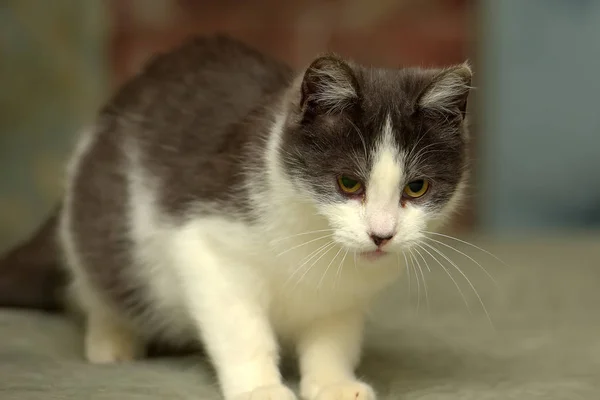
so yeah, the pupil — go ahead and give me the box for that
[342,177,356,187]
[409,180,424,192]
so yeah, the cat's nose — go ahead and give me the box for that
[370,233,394,247]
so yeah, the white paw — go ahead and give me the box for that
[310,381,376,400]
[85,320,142,364]
[232,384,297,400]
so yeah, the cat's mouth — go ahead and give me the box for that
[360,249,388,261]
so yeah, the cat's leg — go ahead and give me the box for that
[297,310,375,400]
[60,203,144,364]
[183,274,295,400]
[172,238,295,400]
[71,278,144,364]
[84,304,143,363]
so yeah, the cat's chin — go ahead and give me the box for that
[359,249,389,262]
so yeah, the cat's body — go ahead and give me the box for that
[0,36,471,400]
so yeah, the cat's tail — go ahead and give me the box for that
[0,204,66,312]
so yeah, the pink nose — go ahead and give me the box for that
[370,234,394,247]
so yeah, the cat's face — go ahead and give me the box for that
[281,57,470,259]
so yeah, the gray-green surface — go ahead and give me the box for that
[1,235,599,399]
[0,0,108,249]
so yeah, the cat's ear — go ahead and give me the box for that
[418,62,472,118]
[300,55,359,115]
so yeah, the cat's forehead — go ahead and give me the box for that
[352,67,439,141]
[343,101,428,168]
[358,67,436,112]
[340,69,466,178]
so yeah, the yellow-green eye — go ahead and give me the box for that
[403,179,429,198]
[337,176,363,194]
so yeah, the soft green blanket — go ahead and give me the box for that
[1,235,599,399]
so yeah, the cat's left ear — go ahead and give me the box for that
[417,62,472,119]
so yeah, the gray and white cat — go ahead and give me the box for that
[0,36,471,400]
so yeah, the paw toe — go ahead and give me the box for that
[233,384,297,400]
[313,381,375,400]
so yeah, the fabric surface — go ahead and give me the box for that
[1,235,599,399]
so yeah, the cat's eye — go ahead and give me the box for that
[403,179,429,198]
[337,176,363,195]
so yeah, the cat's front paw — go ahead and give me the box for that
[232,384,297,400]
[310,381,376,400]
[85,321,142,364]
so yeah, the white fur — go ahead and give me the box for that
[365,116,402,237]
[59,127,95,298]
[60,108,460,399]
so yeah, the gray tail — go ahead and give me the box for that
[0,205,66,312]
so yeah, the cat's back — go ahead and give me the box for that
[98,35,293,215]
[104,35,292,124]
[67,36,293,240]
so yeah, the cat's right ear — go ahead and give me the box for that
[417,63,472,119]
[300,55,359,116]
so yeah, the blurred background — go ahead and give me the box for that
[0,0,599,251]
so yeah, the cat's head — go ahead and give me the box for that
[279,55,471,259]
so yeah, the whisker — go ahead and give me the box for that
[295,242,338,290]
[272,228,336,243]
[413,245,432,273]
[423,231,509,268]
[406,121,437,162]
[333,249,349,290]
[410,248,430,315]
[284,241,334,288]
[410,149,455,164]
[422,242,494,329]
[409,251,421,314]
[292,240,333,269]
[415,243,472,314]
[347,117,369,161]
[276,233,333,257]
[318,245,344,290]
[424,237,498,287]
[408,141,439,165]
[402,251,412,300]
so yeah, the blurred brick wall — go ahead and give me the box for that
[108,0,472,83]
[107,0,475,231]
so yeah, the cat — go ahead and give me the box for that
[0,35,471,400]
